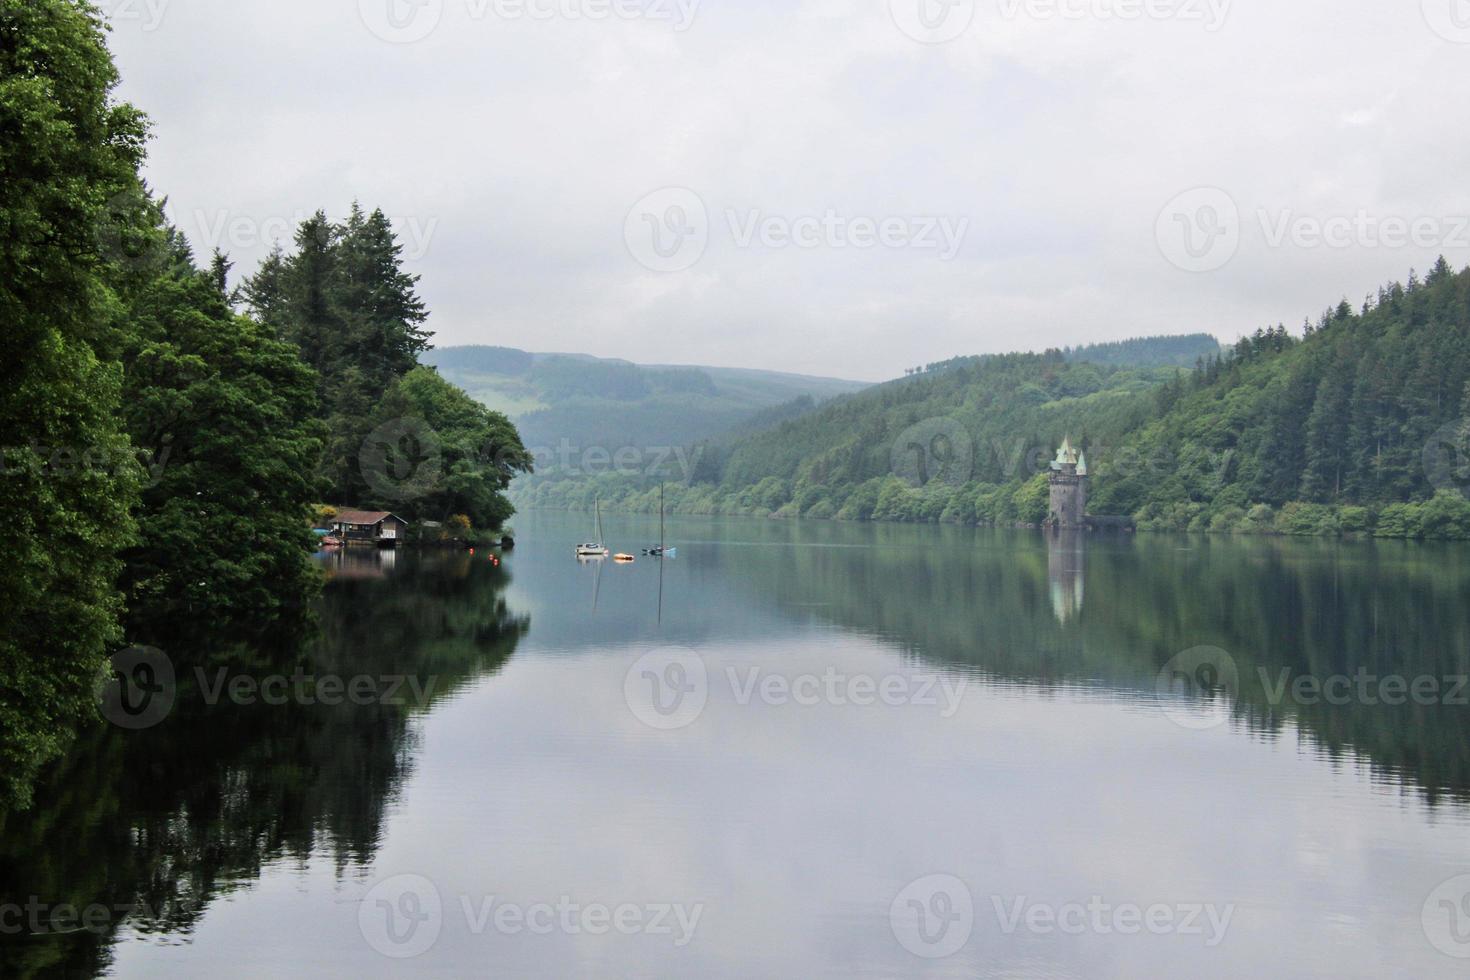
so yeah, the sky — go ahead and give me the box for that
[103,0,1470,381]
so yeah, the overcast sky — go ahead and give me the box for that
[104,0,1470,381]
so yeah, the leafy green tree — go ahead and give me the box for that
[117,226,326,626]
[0,0,149,806]
[366,367,532,530]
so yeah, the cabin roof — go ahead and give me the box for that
[333,510,405,526]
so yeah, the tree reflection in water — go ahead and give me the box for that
[0,550,526,979]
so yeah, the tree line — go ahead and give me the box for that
[519,263,1470,540]
[0,0,530,807]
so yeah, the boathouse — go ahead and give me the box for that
[331,510,409,547]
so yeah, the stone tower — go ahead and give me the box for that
[1047,437,1089,529]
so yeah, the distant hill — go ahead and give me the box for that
[420,346,867,453]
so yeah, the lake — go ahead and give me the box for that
[4,511,1470,978]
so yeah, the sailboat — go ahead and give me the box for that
[576,499,610,557]
[643,483,677,558]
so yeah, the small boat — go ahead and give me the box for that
[641,485,675,558]
[613,553,636,563]
[576,499,610,557]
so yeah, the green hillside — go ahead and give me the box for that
[516,267,1470,540]
[422,346,867,452]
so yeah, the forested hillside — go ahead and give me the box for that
[519,270,1470,540]
[424,345,867,451]
[1097,259,1470,536]
[517,353,1178,523]
[1061,334,1222,367]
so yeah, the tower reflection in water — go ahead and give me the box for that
[1047,529,1085,624]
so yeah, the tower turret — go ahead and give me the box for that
[1047,437,1089,528]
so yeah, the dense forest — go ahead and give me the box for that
[0,1,529,808]
[518,269,1470,540]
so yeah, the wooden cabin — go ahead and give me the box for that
[331,510,409,548]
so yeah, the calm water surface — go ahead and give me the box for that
[4,512,1470,977]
